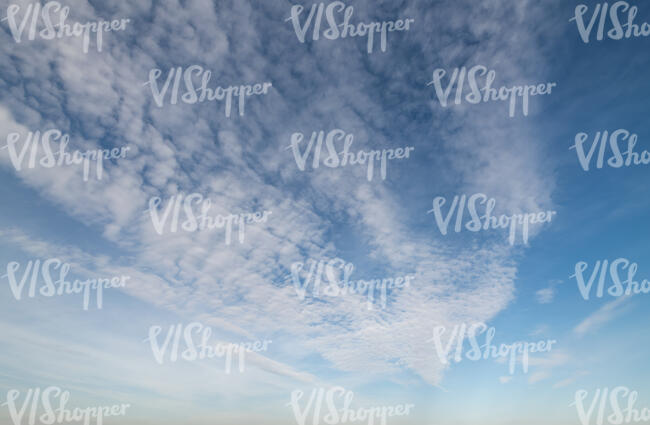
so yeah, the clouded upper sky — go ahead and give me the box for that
[1,0,650,424]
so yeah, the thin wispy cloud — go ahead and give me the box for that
[574,296,634,336]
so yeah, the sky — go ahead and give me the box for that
[1,0,650,424]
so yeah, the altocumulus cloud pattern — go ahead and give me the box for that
[1,0,650,425]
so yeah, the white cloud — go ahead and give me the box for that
[574,296,633,336]
[0,0,559,398]
[536,279,562,304]
[552,371,590,389]
[528,370,550,384]
[535,287,555,304]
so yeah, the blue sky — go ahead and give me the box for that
[1,0,650,424]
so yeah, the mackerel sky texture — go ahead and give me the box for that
[1,0,650,424]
